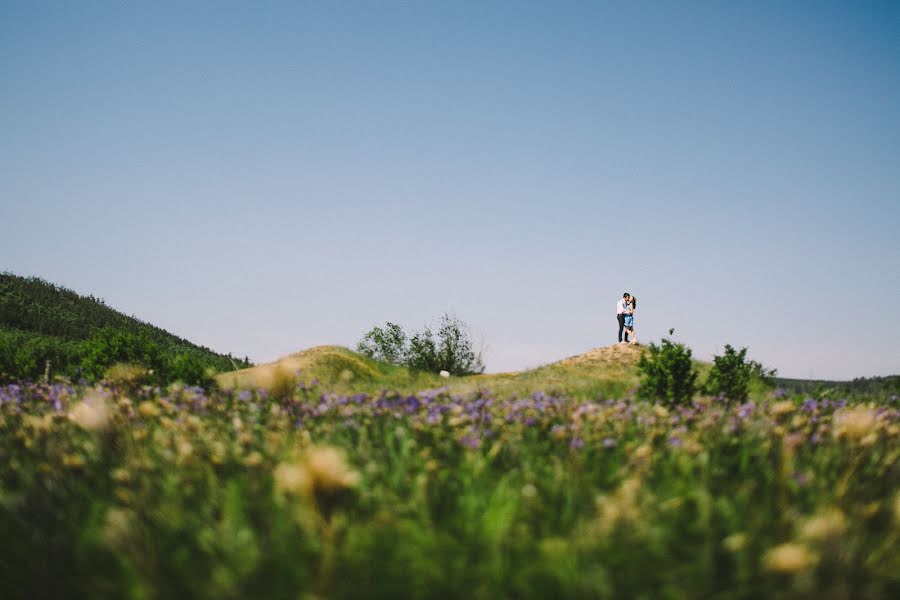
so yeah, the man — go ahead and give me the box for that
[616,292,631,343]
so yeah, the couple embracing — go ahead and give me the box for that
[615,292,637,345]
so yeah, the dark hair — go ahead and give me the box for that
[631,296,637,309]
[623,292,630,298]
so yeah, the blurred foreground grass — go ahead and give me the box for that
[1,349,898,599]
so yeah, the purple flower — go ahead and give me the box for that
[459,434,481,449]
[569,437,585,449]
[668,437,683,448]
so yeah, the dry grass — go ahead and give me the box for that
[217,343,648,399]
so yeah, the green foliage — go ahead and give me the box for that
[636,330,698,405]
[705,344,751,401]
[405,326,440,372]
[0,273,250,386]
[2,378,898,598]
[357,313,485,375]
[357,322,407,364]
[705,344,776,401]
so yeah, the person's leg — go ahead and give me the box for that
[617,314,626,342]
[628,328,637,344]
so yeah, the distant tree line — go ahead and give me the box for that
[0,273,250,386]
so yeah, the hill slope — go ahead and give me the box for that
[0,273,250,384]
[216,343,647,399]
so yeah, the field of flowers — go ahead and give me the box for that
[1,377,899,599]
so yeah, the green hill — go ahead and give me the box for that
[217,343,648,399]
[0,273,250,385]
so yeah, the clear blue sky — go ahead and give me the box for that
[2,1,898,379]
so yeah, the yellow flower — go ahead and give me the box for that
[653,404,669,419]
[833,406,877,441]
[799,509,846,541]
[244,451,264,467]
[103,508,133,549]
[69,396,111,432]
[723,533,747,553]
[771,400,795,417]
[306,446,359,492]
[176,439,194,460]
[273,462,312,496]
[138,401,160,418]
[63,454,86,468]
[111,468,131,483]
[632,445,652,461]
[763,543,818,574]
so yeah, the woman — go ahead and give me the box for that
[624,296,637,345]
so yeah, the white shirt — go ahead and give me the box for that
[616,298,629,314]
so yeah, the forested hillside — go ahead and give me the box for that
[0,273,250,385]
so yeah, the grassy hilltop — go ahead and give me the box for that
[216,343,649,399]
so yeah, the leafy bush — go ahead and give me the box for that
[637,330,698,405]
[705,344,775,401]
[356,322,407,364]
[357,313,485,375]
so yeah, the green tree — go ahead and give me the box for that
[637,330,698,406]
[706,344,752,401]
[357,322,407,364]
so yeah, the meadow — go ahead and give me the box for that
[1,345,899,599]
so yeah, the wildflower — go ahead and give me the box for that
[799,509,846,542]
[69,395,111,432]
[763,543,818,574]
[459,434,481,449]
[306,446,359,492]
[723,533,747,553]
[771,401,795,417]
[244,451,264,467]
[632,444,652,461]
[102,508,133,549]
[832,406,877,441]
[63,454,86,468]
[138,401,160,418]
[176,439,193,460]
[521,483,538,500]
[111,468,131,483]
[273,462,312,496]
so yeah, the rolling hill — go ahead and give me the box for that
[216,343,648,399]
[0,273,250,384]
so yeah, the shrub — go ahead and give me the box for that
[168,353,216,388]
[357,322,407,364]
[637,330,697,406]
[405,326,440,373]
[357,313,485,375]
[705,345,752,401]
[705,345,777,401]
